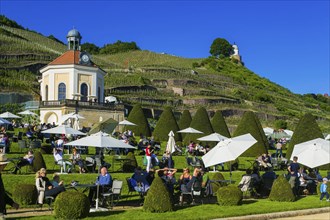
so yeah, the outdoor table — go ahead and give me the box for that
[65,183,95,192]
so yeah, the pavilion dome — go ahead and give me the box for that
[67,29,81,38]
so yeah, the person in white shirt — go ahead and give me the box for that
[53,148,72,173]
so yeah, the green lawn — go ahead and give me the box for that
[2,140,330,219]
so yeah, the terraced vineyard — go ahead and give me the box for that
[0,25,329,131]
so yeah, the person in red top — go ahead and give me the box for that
[145,144,153,173]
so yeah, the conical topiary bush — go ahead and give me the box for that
[126,104,151,137]
[123,152,138,172]
[269,175,295,202]
[178,110,192,140]
[233,111,267,157]
[253,113,269,149]
[143,176,172,212]
[152,107,181,142]
[183,107,214,144]
[286,113,323,160]
[32,151,46,172]
[211,110,231,138]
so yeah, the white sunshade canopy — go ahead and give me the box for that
[41,125,86,136]
[61,112,85,123]
[290,138,330,169]
[0,117,12,125]
[202,133,257,168]
[118,120,137,126]
[325,134,330,141]
[284,129,294,137]
[166,130,176,154]
[263,127,274,135]
[177,127,203,134]
[0,111,21,119]
[197,132,229,142]
[18,110,38,116]
[64,131,136,149]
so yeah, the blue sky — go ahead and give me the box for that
[1,0,329,95]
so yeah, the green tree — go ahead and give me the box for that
[183,107,214,144]
[81,42,100,54]
[210,38,233,57]
[152,107,181,142]
[178,110,192,140]
[274,120,288,129]
[233,111,267,157]
[99,40,140,54]
[0,15,24,29]
[211,110,231,138]
[47,35,64,44]
[286,113,323,159]
[126,104,151,137]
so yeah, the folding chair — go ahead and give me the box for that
[100,179,123,208]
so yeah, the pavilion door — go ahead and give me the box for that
[80,83,88,102]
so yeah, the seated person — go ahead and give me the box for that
[179,167,192,191]
[70,148,85,174]
[262,167,277,180]
[51,173,64,187]
[238,169,252,192]
[131,166,150,194]
[35,168,65,206]
[53,148,72,173]
[157,167,177,194]
[179,168,203,204]
[12,150,34,174]
[88,167,112,206]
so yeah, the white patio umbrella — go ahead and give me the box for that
[118,120,137,126]
[290,138,330,168]
[166,131,176,154]
[18,110,38,117]
[61,112,85,124]
[202,133,257,182]
[325,134,330,141]
[0,111,21,119]
[64,131,136,211]
[177,127,203,134]
[41,125,86,136]
[284,129,294,137]
[263,127,274,136]
[0,117,12,126]
[197,132,228,142]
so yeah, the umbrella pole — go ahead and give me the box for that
[95,149,102,210]
[230,161,232,184]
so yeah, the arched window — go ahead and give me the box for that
[58,83,66,101]
[45,85,48,101]
[98,87,101,103]
[80,83,88,102]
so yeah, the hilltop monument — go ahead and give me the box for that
[230,43,242,62]
[38,29,124,126]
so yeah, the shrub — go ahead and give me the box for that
[286,113,324,159]
[32,151,46,172]
[54,191,90,219]
[152,107,181,142]
[210,172,226,194]
[178,110,192,140]
[184,107,214,144]
[269,175,295,202]
[211,110,231,138]
[12,184,37,205]
[216,185,242,206]
[40,143,52,154]
[143,176,172,212]
[233,111,267,157]
[123,152,138,172]
[127,104,151,137]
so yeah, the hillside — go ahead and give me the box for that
[0,24,329,132]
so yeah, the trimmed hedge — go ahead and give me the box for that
[143,176,172,212]
[217,185,242,206]
[123,152,138,172]
[210,172,226,194]
[211,110,231,138]
[286,113,324,160]
[269,175,295,202]
[233,111,267,157]
[153,106,181,142]
[40,143,53,154]
[178,110,192,140]
[184,107,214,144]
[12,184,37,205]
[32,151,46,172]
[126,104,151,137]
[54,191,90,219]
